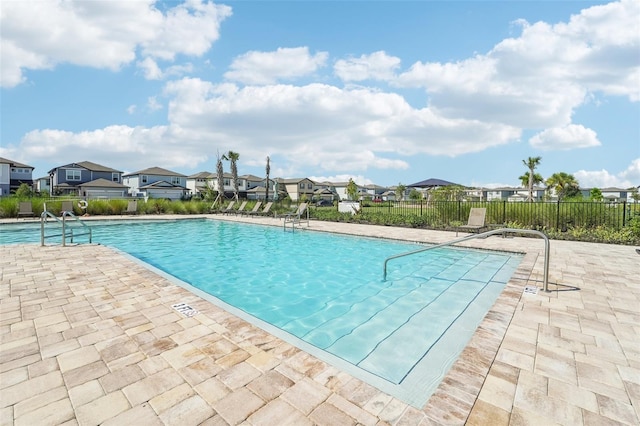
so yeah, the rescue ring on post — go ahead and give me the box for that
[78,200,88,210]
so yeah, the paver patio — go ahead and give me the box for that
[1,215,638,425]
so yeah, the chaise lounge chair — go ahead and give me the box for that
[17,201,34,219]
[456,207,487,236]
[241,201,262,216]
[61,201,74,216]
[248,201,273,217]
[125,200,138,215]
[220,200,236,214]
[232,201,248,215]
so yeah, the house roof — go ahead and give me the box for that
[408,178,458,188]
[139,180,188,190]
[123,167,186,177]
[187,171,213,179]
[48,161,121,174]
[78,178,128,189]
[0,157,33,168]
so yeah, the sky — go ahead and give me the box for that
[1,0,639,189]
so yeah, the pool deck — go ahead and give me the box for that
[1,215,639,425]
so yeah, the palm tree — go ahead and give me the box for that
[265,156,270,202]
[223,151,240,201]
[522,156,542,202]
[546,172,580,200]
[518,172,543,190]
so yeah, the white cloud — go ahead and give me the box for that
[224,47,328,85]
[529,124,600,150]
[147,97,163,112]
[393,0,639,130]
[574,158,640,188]
[0,0,231,88]
[334,51,401,82]
[127,105,137,115]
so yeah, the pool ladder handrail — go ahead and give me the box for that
[41,203,92,246]
[383,228,551,292]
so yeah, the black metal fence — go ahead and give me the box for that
[361,200,640,231]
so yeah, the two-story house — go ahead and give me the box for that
[123,167,188,200]
[277,178,316,201]
[0,157,34,196]
[48,161,123,196]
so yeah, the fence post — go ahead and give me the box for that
[556,200,561,231]
[622,200,627,227]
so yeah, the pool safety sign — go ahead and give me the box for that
[172,302,199,317]
[523,285,538,295]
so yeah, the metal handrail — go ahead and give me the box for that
[383,228,551,292]
[41,205,92,246]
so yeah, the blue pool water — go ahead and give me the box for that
[1,219,522,406]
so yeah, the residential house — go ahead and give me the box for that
[48,161,122,196]
[0,157,34,196]
[34,176,50,195]
[361,184,388,200]
[123,167,188,200]
[186,171,215,197]
[484,186,546,202]
[277,178,316,201]
[78,178,129,198]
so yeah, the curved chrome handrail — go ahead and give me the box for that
[383,228,551,292]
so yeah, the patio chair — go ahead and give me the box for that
[17,201,34,219]
[248,201,273,217]
[219,200,236,214]
[456,208,487,236]
[61,201,74,215]
[232,201,248,215]
[241,201,262,216]
[125,200,138,215]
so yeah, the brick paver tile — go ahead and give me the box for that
[1,370,64,408]
[75,391,130,426]
[102,404,164,426]
[194,376,230,405]
[148,382,195,414]
[13,398,74,426]
[158,395,215,426]
[246,369,294,401]
[122,368,185,406]
[248,398,312,426]
[213,387,264,425]
[309,402,356,426]
[281,377,332,415]
[217,361,261,390]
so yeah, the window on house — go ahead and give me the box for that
[171,176,180,185]
[112,173,119,182]
[307,183,312,189]
[224,178,230,186]
[299,183,304,189]
[141,175,148,183]
[66,170,81,181]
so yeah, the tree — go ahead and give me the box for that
[589,188,603,201]
[264,156,271,202]
[522,156,542,202]
[346,178,358,201]
[395,183,406,201]
[14,183,33,198]
[223,151,240,201]
[216,153,224,203]
[546,172,580,200]
[409,189,422,201]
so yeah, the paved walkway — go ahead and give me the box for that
[1,216,638,425]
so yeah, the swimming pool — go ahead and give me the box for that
[1,218,522,406]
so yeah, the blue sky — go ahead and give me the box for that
[1,0,638,189]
